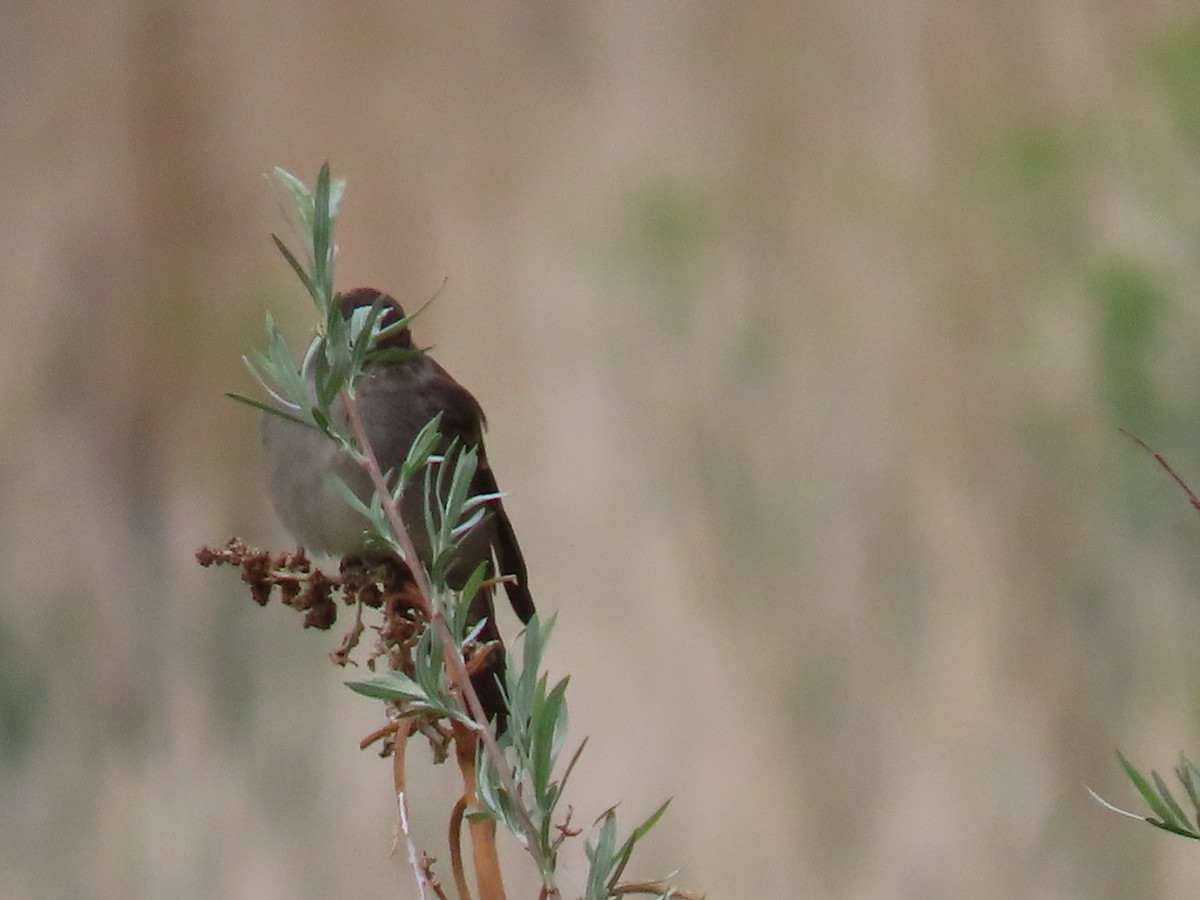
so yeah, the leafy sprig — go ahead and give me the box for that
[229,162,692,899]
[1091,750,1200,839]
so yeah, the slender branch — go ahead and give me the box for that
[341,390,545,865]
[233,166,702,900]
[1120,428,1200,510]
[343,394,436,611]
[360,720,401,752]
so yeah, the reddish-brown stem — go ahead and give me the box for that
[360,720,400,751]
[453,721,506,900]
[448,796,471,900]
[1120,428,1200,510]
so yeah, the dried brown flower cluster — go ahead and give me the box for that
[195,537,426,671]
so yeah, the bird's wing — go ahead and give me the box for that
[470,444,535,624]
[427,360,536,624]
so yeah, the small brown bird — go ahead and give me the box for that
[261,287,534,724]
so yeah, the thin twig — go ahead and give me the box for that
[1119,428,1200,510]
[422,853,451,900]
[390,720,430,899]
[397,789,428,899]
[359,720,401,752]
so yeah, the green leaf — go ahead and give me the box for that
[346,671,429,704]
[327,173,346,220]
[420,459,441,564]
[584,809,619,899]
[348,296,387,373]
[448,561,490,639]
[1151,769,1193,832]
[607,798,672,890]
[272,233,316,303]
[450,506,490,542]
[1117,750,1185,829]
[1177,756,1200,827]
[408,626,473,725]
[310,405,333,436]
[476,746,526,840]
[312,162,334,300]
[264,313,310,409]
[329,474,371,519]
[227,392,313,428]
[269,164,344,313]
[314,348,345,411]
[530,676,570,802]
[397,414,443,495]
[522,614,554,689]
[272,167,314,221]
[436,444,478,552]
[471,755,504,825]
[1147,819,1200,839]
[241,354,294,411]
[374,288,437,344]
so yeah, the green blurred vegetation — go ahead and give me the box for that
[1150,24,1200,153]
[1088,255,1166,434]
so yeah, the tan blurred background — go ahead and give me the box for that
[8,2,1200,898]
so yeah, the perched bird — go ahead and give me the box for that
[261,287,534,724]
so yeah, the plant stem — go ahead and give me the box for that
[392,720,428,899]
[341,390,547,872]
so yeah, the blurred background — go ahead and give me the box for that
[7,3,1200,898]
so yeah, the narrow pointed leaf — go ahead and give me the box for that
[312,162,334,298]
[272,234,316,303]
[272,166,314,225]
[1178,757,1200,826]
[346,671,429,704]
[584,810,619,899]
[558,736,588,796]
[264,314,310,407]
[227,393,314,428]
[608,798,672,889]
[238,356,298,411]
[1118,750,1180,827]
[1151,770,1194,832]
[531,677,569,801]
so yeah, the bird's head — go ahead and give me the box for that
[337,287,415,351]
